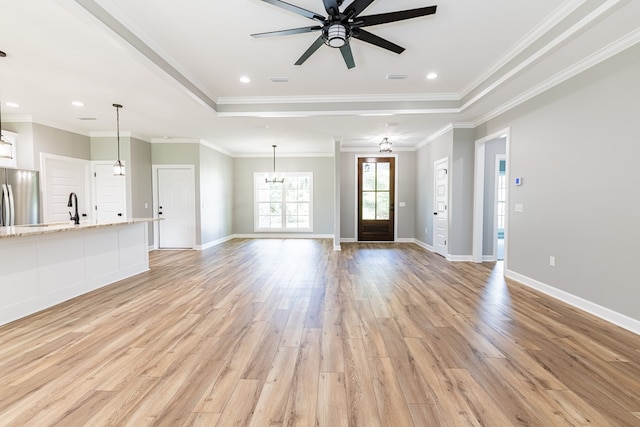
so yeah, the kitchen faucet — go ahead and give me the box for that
[67,192,80,225]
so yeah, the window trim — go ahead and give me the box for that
[253,172,313,232]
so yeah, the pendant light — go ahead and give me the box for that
[0,102,13,160]
[0,50,13,160]
[265,144,284,183]
[379,137,392,153]
[113,103,125,176]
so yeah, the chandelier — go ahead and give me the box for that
[265,145,284,183]
[379,137,392,153]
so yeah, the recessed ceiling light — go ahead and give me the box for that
[4,102,19,108]
[426,72,438,80]
[240,75,251,84]
[71,101,84,107]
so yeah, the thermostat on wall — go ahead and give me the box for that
[515,177,523,186]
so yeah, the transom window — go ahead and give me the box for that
[254,172,313,231]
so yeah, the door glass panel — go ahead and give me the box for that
[376,192,389,219]
[362,192,376,219]
[377,163,390,191]
[362,163,376,191]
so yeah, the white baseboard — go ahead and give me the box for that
[505,269,640,336]
[446,254,474,262]
[340,238,356,243]
[234,233,333,239]
[333,244,342,251]
[413,239,435,252]
[196,234,235,250]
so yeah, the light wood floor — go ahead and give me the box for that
[1,239,639,426]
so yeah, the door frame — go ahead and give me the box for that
[472,128,511,267]
[354,153,398,242]
[152,164,196,250]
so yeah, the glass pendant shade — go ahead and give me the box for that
[379,137,392,153]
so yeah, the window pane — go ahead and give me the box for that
[258,203,271,216]
[298,203,309,216]
[271,215,282,228]
[286,203,298,216]
[270,186,282,202]
[377,163,390,191]
[259,215,270,228]
[376,192,389,220]
[298,189,310,202]
[270,203,282,215]
[258,189,270,202]
[363,163,376,191]
[362,192,376,219]
[286,188,297,201]
[297,216,310,228]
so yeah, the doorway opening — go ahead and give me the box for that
[495,156,506,261]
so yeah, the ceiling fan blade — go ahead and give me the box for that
[343,0,376,18]
[352,29,404,54]
[340,44,356,69]
[295,36,325,65]
[356,6,437,27]
[251,26,322,38]
[259,0,325,22]
[323,0,340,15]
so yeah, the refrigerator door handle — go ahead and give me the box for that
[7,184,15,226]
[1,184,9,226]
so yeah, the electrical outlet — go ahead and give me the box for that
[549,256,555,267]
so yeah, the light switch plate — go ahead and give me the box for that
[515,203,524,212]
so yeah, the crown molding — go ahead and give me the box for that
[217,93,460,105]
[460,0,625,114]
[3,114,34,123]
[473,26,640,128]
[459,0,587,99]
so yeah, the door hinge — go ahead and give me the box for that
[95,205,97,210]
[94,172,97,177]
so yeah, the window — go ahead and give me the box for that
[254,172,313,231]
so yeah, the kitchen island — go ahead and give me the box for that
[0,219,155,326]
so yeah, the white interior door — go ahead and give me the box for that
[156,167,195,249]
[42,155,91,223]
[434,158,449,257]
[94,163,126,221]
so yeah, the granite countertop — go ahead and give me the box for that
[0,218,158,240]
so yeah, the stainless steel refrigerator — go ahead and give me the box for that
[0,168,40,226]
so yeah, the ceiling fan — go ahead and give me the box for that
[251,0,437,69]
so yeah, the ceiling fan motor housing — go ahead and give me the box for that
[324,22,351,48]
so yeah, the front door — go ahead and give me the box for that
[156,167,195,249]
[434,158,449,257]
[358,157,395,241]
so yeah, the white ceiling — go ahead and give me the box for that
[1,0,639,155]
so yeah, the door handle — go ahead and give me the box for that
[434,212,438,215]
[117,213,123,217]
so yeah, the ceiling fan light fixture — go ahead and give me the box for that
[325,23,349,48]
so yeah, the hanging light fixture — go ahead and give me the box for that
[265,144,284,183]
[0,50,13,160]
[112,103,125,176]
[379,137,392,153]
[0,102,13,160]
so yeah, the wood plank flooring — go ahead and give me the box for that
[1,239,639,426]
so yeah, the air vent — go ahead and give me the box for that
[386,74,407,80]
[270,77,289,83]
[77,117,97,121]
